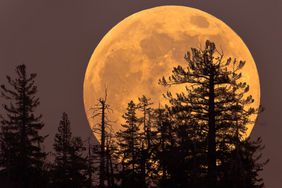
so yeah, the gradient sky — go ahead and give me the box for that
[0,0,281,187]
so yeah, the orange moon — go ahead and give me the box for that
[83,6,260,139]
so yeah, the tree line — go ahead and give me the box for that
[0,41,268,188]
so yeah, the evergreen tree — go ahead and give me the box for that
[69,137,88,187]
[209,53,269,188]
[86,137,95,188]
[153,106,176,187]
[154,104,204,187]
[0,64,47,188]
[221,137,268,188]
[218,59,268,188]
[52,112,72,187]
[137,95,154,187]
[52,112,87,188]
[160,40,266,187]
[116,101,142,187]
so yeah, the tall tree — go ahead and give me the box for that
[116,101,142,187]
[160,41,221,186]
[217,59,268,188]
[138,95,153,150]
[137,95,154,187]
[68,137,88,187]
[159,40,266,187]
[220,137,268,188]
[52,112,87,188]
[85,137,95,188]
[52,112,72,187]
[0,64,47,188]
[91,90,113,188]
[154,102,203,187]
[104,130,117,187]
[153,106,176,187]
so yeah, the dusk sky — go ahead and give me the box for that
[0,0,281,187]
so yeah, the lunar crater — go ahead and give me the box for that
[190,15,210,28]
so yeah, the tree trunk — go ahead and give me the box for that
[100,101,105,188]
[207,72,217,187]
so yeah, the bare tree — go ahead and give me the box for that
[90,89,114,187]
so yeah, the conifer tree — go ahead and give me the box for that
[220,137,268,188]
[52,112,72,187]
[52,112,87,188]
[159,40,266,187]
[217,59,268,188]
[137,95,154,186]
[155,104,203,187]
[159,41,221,186]
[0,64,46,188]
[138,96,153,150]
[86,137,95,188]
[68,137,88,187]
[116,101,142,187]
[153,106,175,187]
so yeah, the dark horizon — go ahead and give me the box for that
[0,0,281,187]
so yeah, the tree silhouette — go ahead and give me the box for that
[152,106,180,187]
[51,112,87,188]
[52,112,72,187]
[116,101,142,187]
[137,95,155,186]
[104,129,117,187]
[0,64,47,188]
[0,44,268,188]
[85,137,95,188]
[221,137,268,188]
[159,40,267,187]
[68,137,88,187]
[214,58,268,188]
[90,90,114,188]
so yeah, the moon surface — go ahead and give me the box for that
[83,6,260,140]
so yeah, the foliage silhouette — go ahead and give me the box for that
[0,65,47,188]
[0,40,268,188]
[51,112,88,188]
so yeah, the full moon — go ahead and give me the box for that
[83,6,260,140]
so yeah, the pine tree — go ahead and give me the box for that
[86,137,95,188]
[220,137,268,188]
[159,41,222,186]
[68,137,88,187]
[159,40,267,187]
[137,95,154,187]
[0,64,47,188]
[153,106,176,187]
[138,96,153,150]
[154,103,203,187]
[116,101,142,187]
[217,59,268,188]
[52,112,72,187]
[52,112,87,188]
